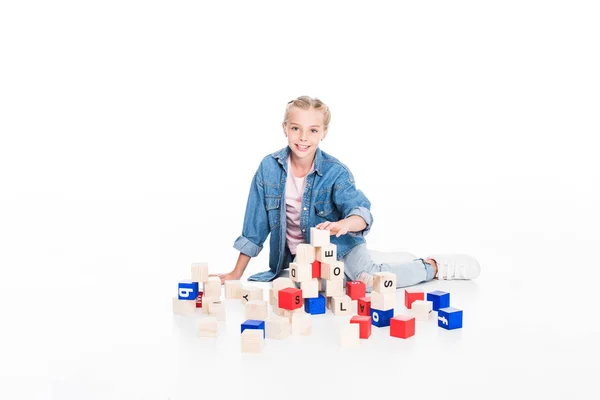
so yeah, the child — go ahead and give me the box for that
[218,96,480,289]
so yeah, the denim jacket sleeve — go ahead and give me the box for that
[233,166,270,257]
[332,169,373,237]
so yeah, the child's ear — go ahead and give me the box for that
[322,128,328,141]
[282,122,287,136]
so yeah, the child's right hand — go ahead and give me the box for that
[216,270,242,284]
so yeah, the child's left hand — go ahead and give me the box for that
[315,220,349,237]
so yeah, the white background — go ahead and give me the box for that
[1,1,599,399]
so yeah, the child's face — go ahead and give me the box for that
[283,107,328,162]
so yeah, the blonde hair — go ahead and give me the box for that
[283,96,331,131]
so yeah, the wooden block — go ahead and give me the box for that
[316,244,337,263]
[202,297,219,315]
[304,294,326,315]
[283,307,305,322]
[278,287,303,310]
[178,280,199,300]
[245,300,268,320]
[324,279,344,297]
[427,290,450,311]
[241,286,263,304]
[272,302,286,316]
[326,296,333,310]
[358,297,371,316]
[310,227,330,247]
[373,272,396,294]
[172,297,196,316]
[300,278,319,298]
[290,262,312,282]
[241,329,264,353]
[317,278,323,292]
[241,320,265,337]
[346,281,366,300]
[209,300,226,321]
[350,315,372,339]
[291,311,311,335]
[272,277,295,293]
[409,300,433,321]
[266,316,291,340]
[203,276,221,298]
[404,288,424,309]
[331,295,352,315]
[191,262,209,283]
[198,316,218,337]
[195,291,204,308]
[295,243,315,264]
[311,260,321,279]
[225,280,242,299]
[321,261,344,280]
[390,315,416,339]
[339,323,360,348]
[371,308,394,327]
[371,290,396,311]
[269,288,275,305]
[438,307,463,330]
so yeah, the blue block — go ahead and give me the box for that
[438,307,463,330]
[305,294,326,315]
[370,308,394,327]
[427,290,450,311]
[241,319,265,338]
[178,280,199,300]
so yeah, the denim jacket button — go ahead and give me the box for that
[320,211,324,215]
[303,207,307,211]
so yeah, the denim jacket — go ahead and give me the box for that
[233,146,373,282]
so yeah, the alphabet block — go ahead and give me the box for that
[323,279,344,297]
[241,329,264,353]
[339,323,360,348]
[291,311,311,335]
[266,316,291,340]
[300,278,319,298]
[241,319,265,338]
[321,261,344,280]
[410,300,433,321]
[195,291,204,308]
[316,244,337,263]
[191,262,209,283]
[390,315,415,339]
[346,281,366,300]
[272,277,295,293]
[209,300,226,321]
[198,316,218,337]
[278,287,303,310]
[290,262,312,283]
[241,286,263,304]
[438,307,463,330]
[427,290,450,311]
[357,297,371,316]
[203,277,221,298]
[312,260,321,279]
[178,280,199,300]
[373,272,396,294]
[310,227,330,247]
[172,298,196,316]
[225,280,242,299]
[202,297,218,315]
[272,302,286,316]
[245,300,268,320]
[304,294,326,315]
[283,307,305,321]
[370,308,394,327]
[331,295,352,315]
[404,288,424,309]
[295,243,315,264]
[350,315,372,339]
[371,290,396,311]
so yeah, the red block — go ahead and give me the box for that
[390,315,415,339]
[278,287,303,310]
[195,291,204,308]
[346,281,366,300]
[312,260,321,279]
[357,297,371,316]
[404,289,424,309]
[350,315,372,339]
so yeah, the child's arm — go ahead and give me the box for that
[218,253,251,282]
[326,169,373,237]
[316,215,367,237]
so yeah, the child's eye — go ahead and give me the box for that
[292,127,299,131]
[311,129,318,133]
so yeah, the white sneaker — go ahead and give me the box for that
[429,254,481,280]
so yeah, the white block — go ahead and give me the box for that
[340,323,360,348]
[272,277,295,292]
[316,244,337,263]
[246,300,268,320]
[225,280,242,299]
[291,311,311,336]
[324,279,344,297]
[300,278,319,298]
[203,276,221,298]
[290,262,312,282]
[202,297,219,315]
[373,272,396,294]
[172,298,196,316]
[191,262,209,282]
[241,286,263,304]
[310,227,330,247]
[266,316,291,340]
[331,295,352,315]
[198,316,218,337]
[410,300,433,321]
[241,329,264,353]
[208,300,226,321]
[371,290,396,311]
[295,244,315,264]
[321,261,344,280]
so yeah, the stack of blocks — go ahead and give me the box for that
[370,272,396,328]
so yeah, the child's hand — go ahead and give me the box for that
[214,271,242,284]
[315,221,349,237]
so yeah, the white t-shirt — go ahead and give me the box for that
[285,156,313,254]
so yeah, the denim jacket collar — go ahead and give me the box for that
[271,146,324,176]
